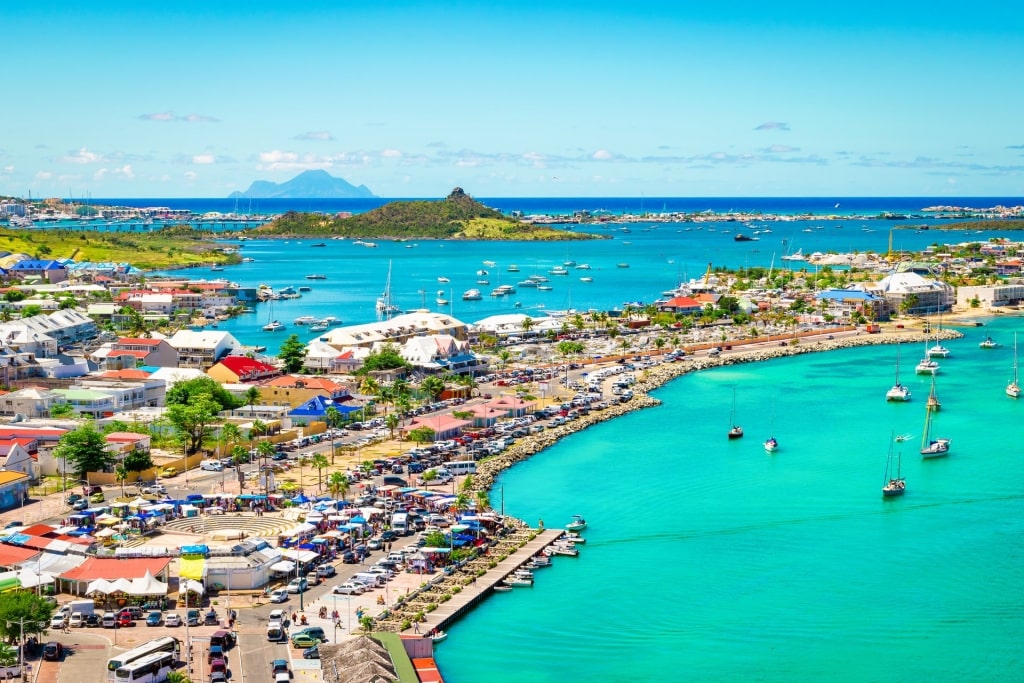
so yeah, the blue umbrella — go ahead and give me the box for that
[292,494,311,504]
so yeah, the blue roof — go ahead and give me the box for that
[11,259,63,270]
[816,289,880,302]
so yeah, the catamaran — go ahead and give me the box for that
[920,377,950,458]
[1008,333,1020,399]
[886,344,911,401]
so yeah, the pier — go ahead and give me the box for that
[378,528,569,637]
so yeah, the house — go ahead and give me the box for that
[302,340,363,374]
[657,296,703,315]
[9,260,67,284]
[259,376,353,409]
[104,432,151,456]
[400,414,472,442]
[815,288,887,322]
[166,330,243,370]
[0,387,62,418]
[481,395,535,419]
[0,471,30,511]
[90,337,180,370]
[207,356,280,384]
[400,335,485,375]
[0,443,36,480]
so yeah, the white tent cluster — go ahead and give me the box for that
[85,569,168,596]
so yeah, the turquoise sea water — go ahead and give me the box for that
[436,317,1024,682]
[160,217,1019,350]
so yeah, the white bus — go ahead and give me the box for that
[445,460,477,475]
[107,637,180,672]
[113,651,175,683]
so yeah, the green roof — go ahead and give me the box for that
[372,632,421,683]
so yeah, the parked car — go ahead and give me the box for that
[367,538,383,550]
[43,642,63,661]
[50,614,67,630]
[302,645,319,659]
[117,613,134,628]
[289,633,322,648]
[332,582,365,595]
[271,659,290,676]
[315,564,336,578]
[286,577,308,594]
[340,551,356,564]
[269,589,289,603]
[205,608,218,625]
[380,530,397,542]
[186,609,201,626]
[85,614,101,628]
[295,626,325,642]
[164,613,182,627]
[145,611,162,627]
[72,499,89,511]
[211,673,228,683]
[142,483,167,495]
[69,612,85,628]
[89,492,105,503]
[66,493,82,504]
[207,645,226,664]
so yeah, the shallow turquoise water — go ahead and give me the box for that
[436,317,1024,682]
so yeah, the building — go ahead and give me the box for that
[400,334,485,376]
[318,311,468,349]
[8,260,67,284]
[0,443,36,480]
[259,376,352,409]
[656,296,703,315]
[0,471,30,511]
[90,337,180,370]
[873,270,953,314]
[956,283,1024,309]
[207,355,280,384]
[815,288,888,322]
[166,330,243,369]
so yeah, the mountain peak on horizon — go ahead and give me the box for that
[228,170,376,199]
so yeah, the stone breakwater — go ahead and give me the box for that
[468,329,963,495]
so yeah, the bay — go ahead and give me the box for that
[438,316,1024,682]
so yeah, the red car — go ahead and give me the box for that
[117,614,134,627]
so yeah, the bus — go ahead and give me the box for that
[445,460,477,476]
[107,637,180,672]
[113,651,175,683]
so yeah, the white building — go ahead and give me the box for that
[318,310,468,349]
[166,330,243,369]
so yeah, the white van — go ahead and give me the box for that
[445,460,477,476]
[200,460,224,472]
[353,572,386,588]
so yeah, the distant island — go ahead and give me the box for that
[228,169,376,199]
[253,188,601,241]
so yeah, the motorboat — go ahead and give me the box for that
[462,289,482,301]
[563,532,586,544]
[575,263,591,270]
[263,320,286,332]
[518,279,538,288]
[507,264,520,272]
[298,286,312,292]
[294,315,317,325]
[501,575,533,587]
[926,343,950,358]
[476,269,489,276]
[549,266,569,276]
[566,515,587,532]
[579,277,593,283]
[537,285,553,291]
[430,630,448,643]
[544,543,579,557]
[305,274,327,280]
[727,388,743,439]
[438,276,450,283]
[764,436,778,452]
[493,585,513,592]
[980,336,998,349]
[616,263,630,268]
[310,320,329,332]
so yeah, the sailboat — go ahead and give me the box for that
[980,336,998,349]
[886,343,911,401]
[915,339,939,374]
[926,313,950,358]
[925,374,941,412]
[727,388,743,439]
[1007,333,1020,399]
[763,398,778,452]
[920,380,950,458]
[882,433,906,497]
[261,299,285,332]
[376,260,400,319]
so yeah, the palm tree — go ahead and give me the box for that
[497,349,512,370]
[385,413,399,440]
[243,386,261,415]
[311,454,329,491]
[521,316,534,334]
[115,463,128,498]
[328,471,349,501]
[455,373,478,398]
[420,376,445,403]
[474,489,490,512]
[453,492,470,517]
[219,423,241,461]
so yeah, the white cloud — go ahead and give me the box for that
[763,144,800,153]
[184,171,197,180]
[139,112,219,123]
[294,131,334,141]
[0,165,13,175]
[35,171,53,180]
[381,149,402,158]
[139,112,177,121]
[755,121,791,131]
[113,165,135,179]
[61,148,104,164]
[258,150,299,164]
[592,149,613,160]
[192,154,216,164]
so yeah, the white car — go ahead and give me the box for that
[50,614,67,630]
[269,609,286,623]
[332,582,365,595]
[68,613,85,628]
[269,589,289,603]
[164,613,182,627]
[142,484,167,495]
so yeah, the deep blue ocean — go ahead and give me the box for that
[114,197,1024,679]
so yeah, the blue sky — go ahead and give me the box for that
[3,1,1024,198]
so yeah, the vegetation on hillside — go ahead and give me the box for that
[254,188,601,241]
[0,225,238,270]
[922,219,1024,231]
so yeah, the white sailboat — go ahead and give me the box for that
[886,343,911,401]
[926,313,950,358]
[376,260,400,319]
[763,398,778,452]
[882,433,906,497]
[1007,333,1020,399]
[915,339,939,374]
[920,377,950,458]
[727,387,743,439]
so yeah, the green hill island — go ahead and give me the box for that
[253,188,603,241]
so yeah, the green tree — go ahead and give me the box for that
[166,376,239,412]
[164,392,222,456]
[311,453,329,491]
[166,672,195,683]
[119,306,151,338]
[0,592,54,644]
[521,316,534,334]
[357,343,410,375]
[385,413,399,440]
[243,386,261,414]
[420,376,445,403]
[114,463,128,498]
[0,644,17,669]
[20,304,43,318]
[53,424,116,480]
[328,471,350,501]
[49,402,74,418]
[123,449,154,474]
[277,334,308,373]
[408,426,436,446]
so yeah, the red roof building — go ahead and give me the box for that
[207,356,281,383]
